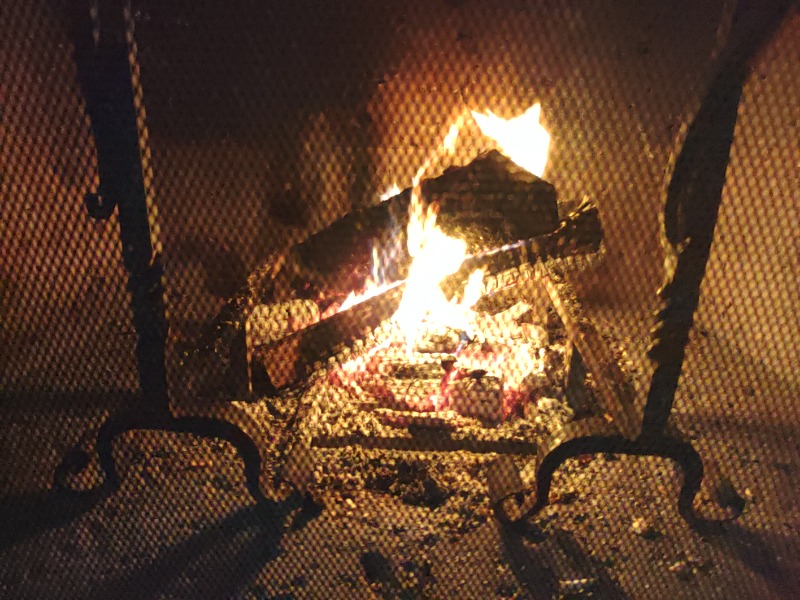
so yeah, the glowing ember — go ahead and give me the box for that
[471,102,550,177]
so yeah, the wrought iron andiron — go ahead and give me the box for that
[487,0,792,533]
[56,0,267,504]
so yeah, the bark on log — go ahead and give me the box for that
[444,199,602,297]
[538,265,642,440]
[251,283,406,393]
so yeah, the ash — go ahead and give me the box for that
[293,282,594,534]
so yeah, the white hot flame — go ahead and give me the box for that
[471,102,550,177]
[380,183,401,201]
[391,115,471,352]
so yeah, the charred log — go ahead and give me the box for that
[251,284,406,392]
[445,199,602,297]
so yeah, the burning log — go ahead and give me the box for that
[414,326,461,354]
[251,203,603,393]
[183,150,560,401]
[259,149,560,311]
[250,283,405,394]
[446,198,602,297]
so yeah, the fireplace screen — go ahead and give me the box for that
[2,0,799,598]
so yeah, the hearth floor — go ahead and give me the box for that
[2,305,799,599]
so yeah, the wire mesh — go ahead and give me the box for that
[1,0,799,598]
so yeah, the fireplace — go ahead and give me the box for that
[3,0,800,597]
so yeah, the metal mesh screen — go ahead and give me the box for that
[1,0,799,598]
[0,1,139,393]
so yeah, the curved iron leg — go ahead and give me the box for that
[168,415,268,504]
[492,421,743,534]
[55,411,272,506]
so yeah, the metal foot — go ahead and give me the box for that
[54,410,274,505]
[488,419,744,534]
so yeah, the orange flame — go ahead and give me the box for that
[379,183,401,201]
[338,104,551,355]
[392,115,482,352]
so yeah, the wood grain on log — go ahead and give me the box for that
[539,265,642,440]
[446,198,602,296]
[251,283,405,393]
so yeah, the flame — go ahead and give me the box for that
[337,281,391,313]
[461,267,485,309]
[333,103,554,420]
[393,225,471,352]
[380,183,401,201]
[337,245,397,313]
[458,267,485,333]
[340,104,551,356]
[336,187,401,313]
[471,102,550,177]
[391,115,479,352]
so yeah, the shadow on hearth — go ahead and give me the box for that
[0,489,106,552]
[499,521,631,599]
[0,390,135,550]
[0,389,137,415]
[83,503,305,600]
[708,524,800,597]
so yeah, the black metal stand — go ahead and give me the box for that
[487,0,793,534]
[55,0,272,505]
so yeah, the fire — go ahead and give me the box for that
[471,102,550,177]
[337,245,389,313]
[337,104,552,358]
[393,116,479,352]
[393,104,551,351]
[331,103,553,421]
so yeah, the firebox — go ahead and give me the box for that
[3,0,799,597]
